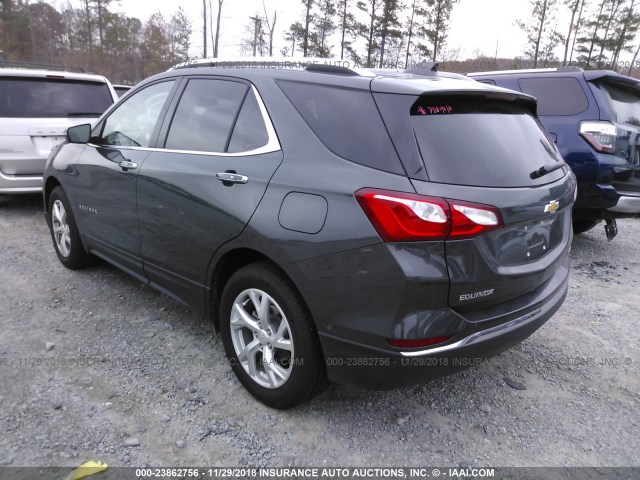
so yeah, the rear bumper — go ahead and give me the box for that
[0,170,43,193]
[319,262,568,390]
[607,191,640,215]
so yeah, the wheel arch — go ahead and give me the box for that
[43,176,62,213]
[208,248,312,332]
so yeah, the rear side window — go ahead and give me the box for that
[518,77,588,115]
[277,81,403,174]
[411,95,565,188]
[595,82,640,127]
[0,77,113,118]
[165,79,248,153]
[228,91,270,153]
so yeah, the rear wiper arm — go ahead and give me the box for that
[530,162,566,179]
[67,112,103,117]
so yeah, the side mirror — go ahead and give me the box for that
[67,124,92,144]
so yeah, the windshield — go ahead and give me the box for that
[0,77,113,118]
[596,82,640,127]
[411,96,566,188]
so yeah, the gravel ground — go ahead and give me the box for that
[0,194,638,468]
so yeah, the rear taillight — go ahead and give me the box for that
[579,121,616,154]
[355,189,503,242]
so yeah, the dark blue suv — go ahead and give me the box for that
[469,67,640,239]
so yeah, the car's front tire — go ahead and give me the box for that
[47,186,92,270]
[220,262,327,409]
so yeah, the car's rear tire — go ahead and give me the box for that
[219,262,327,409]
[47,186,92,270]
[573,219,601,235]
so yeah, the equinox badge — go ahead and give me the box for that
[544,200,560,214]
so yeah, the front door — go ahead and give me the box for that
[74,80,178,277]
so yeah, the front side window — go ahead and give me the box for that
[164,79,249,153]
[101,80,175,147]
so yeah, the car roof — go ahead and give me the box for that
[0,67,110,83]
[143,57,536,100]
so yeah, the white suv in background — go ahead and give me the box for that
[0,67,116,193]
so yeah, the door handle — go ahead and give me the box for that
[216,172,248,184]
[118,160,138,170]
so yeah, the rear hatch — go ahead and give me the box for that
[373,80,575,315]
[587,76,640,194]
[0,76,113,175]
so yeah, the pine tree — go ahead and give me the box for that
[518,0,563,68]
[310,0,336,57]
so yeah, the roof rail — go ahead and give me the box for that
[0,59,84,73]
[171,57,376,76]
[468,66,585,77]
[557,65,584,72]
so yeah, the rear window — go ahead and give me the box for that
[596,82,640,127]
[0,77,113,118]
[518,77,589,116]
[411,95,566,188]
[277,81,403,174]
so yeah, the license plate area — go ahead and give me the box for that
[30,135,66,156]
[492,213,565,265]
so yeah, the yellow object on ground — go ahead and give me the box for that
[63,460,108,480]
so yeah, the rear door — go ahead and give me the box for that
[137,77,282,310]
[374,88,576,315]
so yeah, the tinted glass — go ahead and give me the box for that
[518,77,589,116]
[596,82,640,127]
[278,81,403,174]
[411,95,565,187]
[165,79,248,153]
[114,86,131,97]
[228,91,269,153]
[102,81,175,147]
[0,77,113,118]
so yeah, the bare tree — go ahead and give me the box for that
[568,0,586,64]
[562,0,584,65]
[338,0,353,59]
[302,0,314,57]
[213,0,223,57]
[262,1,277,56]
[202,0,207,57]
[518,0,561,68]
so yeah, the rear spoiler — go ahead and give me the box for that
[584,70,640,92]
[413,90,539,116]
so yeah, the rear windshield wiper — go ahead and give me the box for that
[67,112,103,117]
[530,162,566,179]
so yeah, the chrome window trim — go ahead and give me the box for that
[91,84,280,157]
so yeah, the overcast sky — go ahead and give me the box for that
[76,0,575,61]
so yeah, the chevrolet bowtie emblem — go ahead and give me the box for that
[544,200,560,214]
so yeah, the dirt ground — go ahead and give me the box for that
[0,194,638,468]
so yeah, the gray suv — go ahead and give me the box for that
[43,59,576,408]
